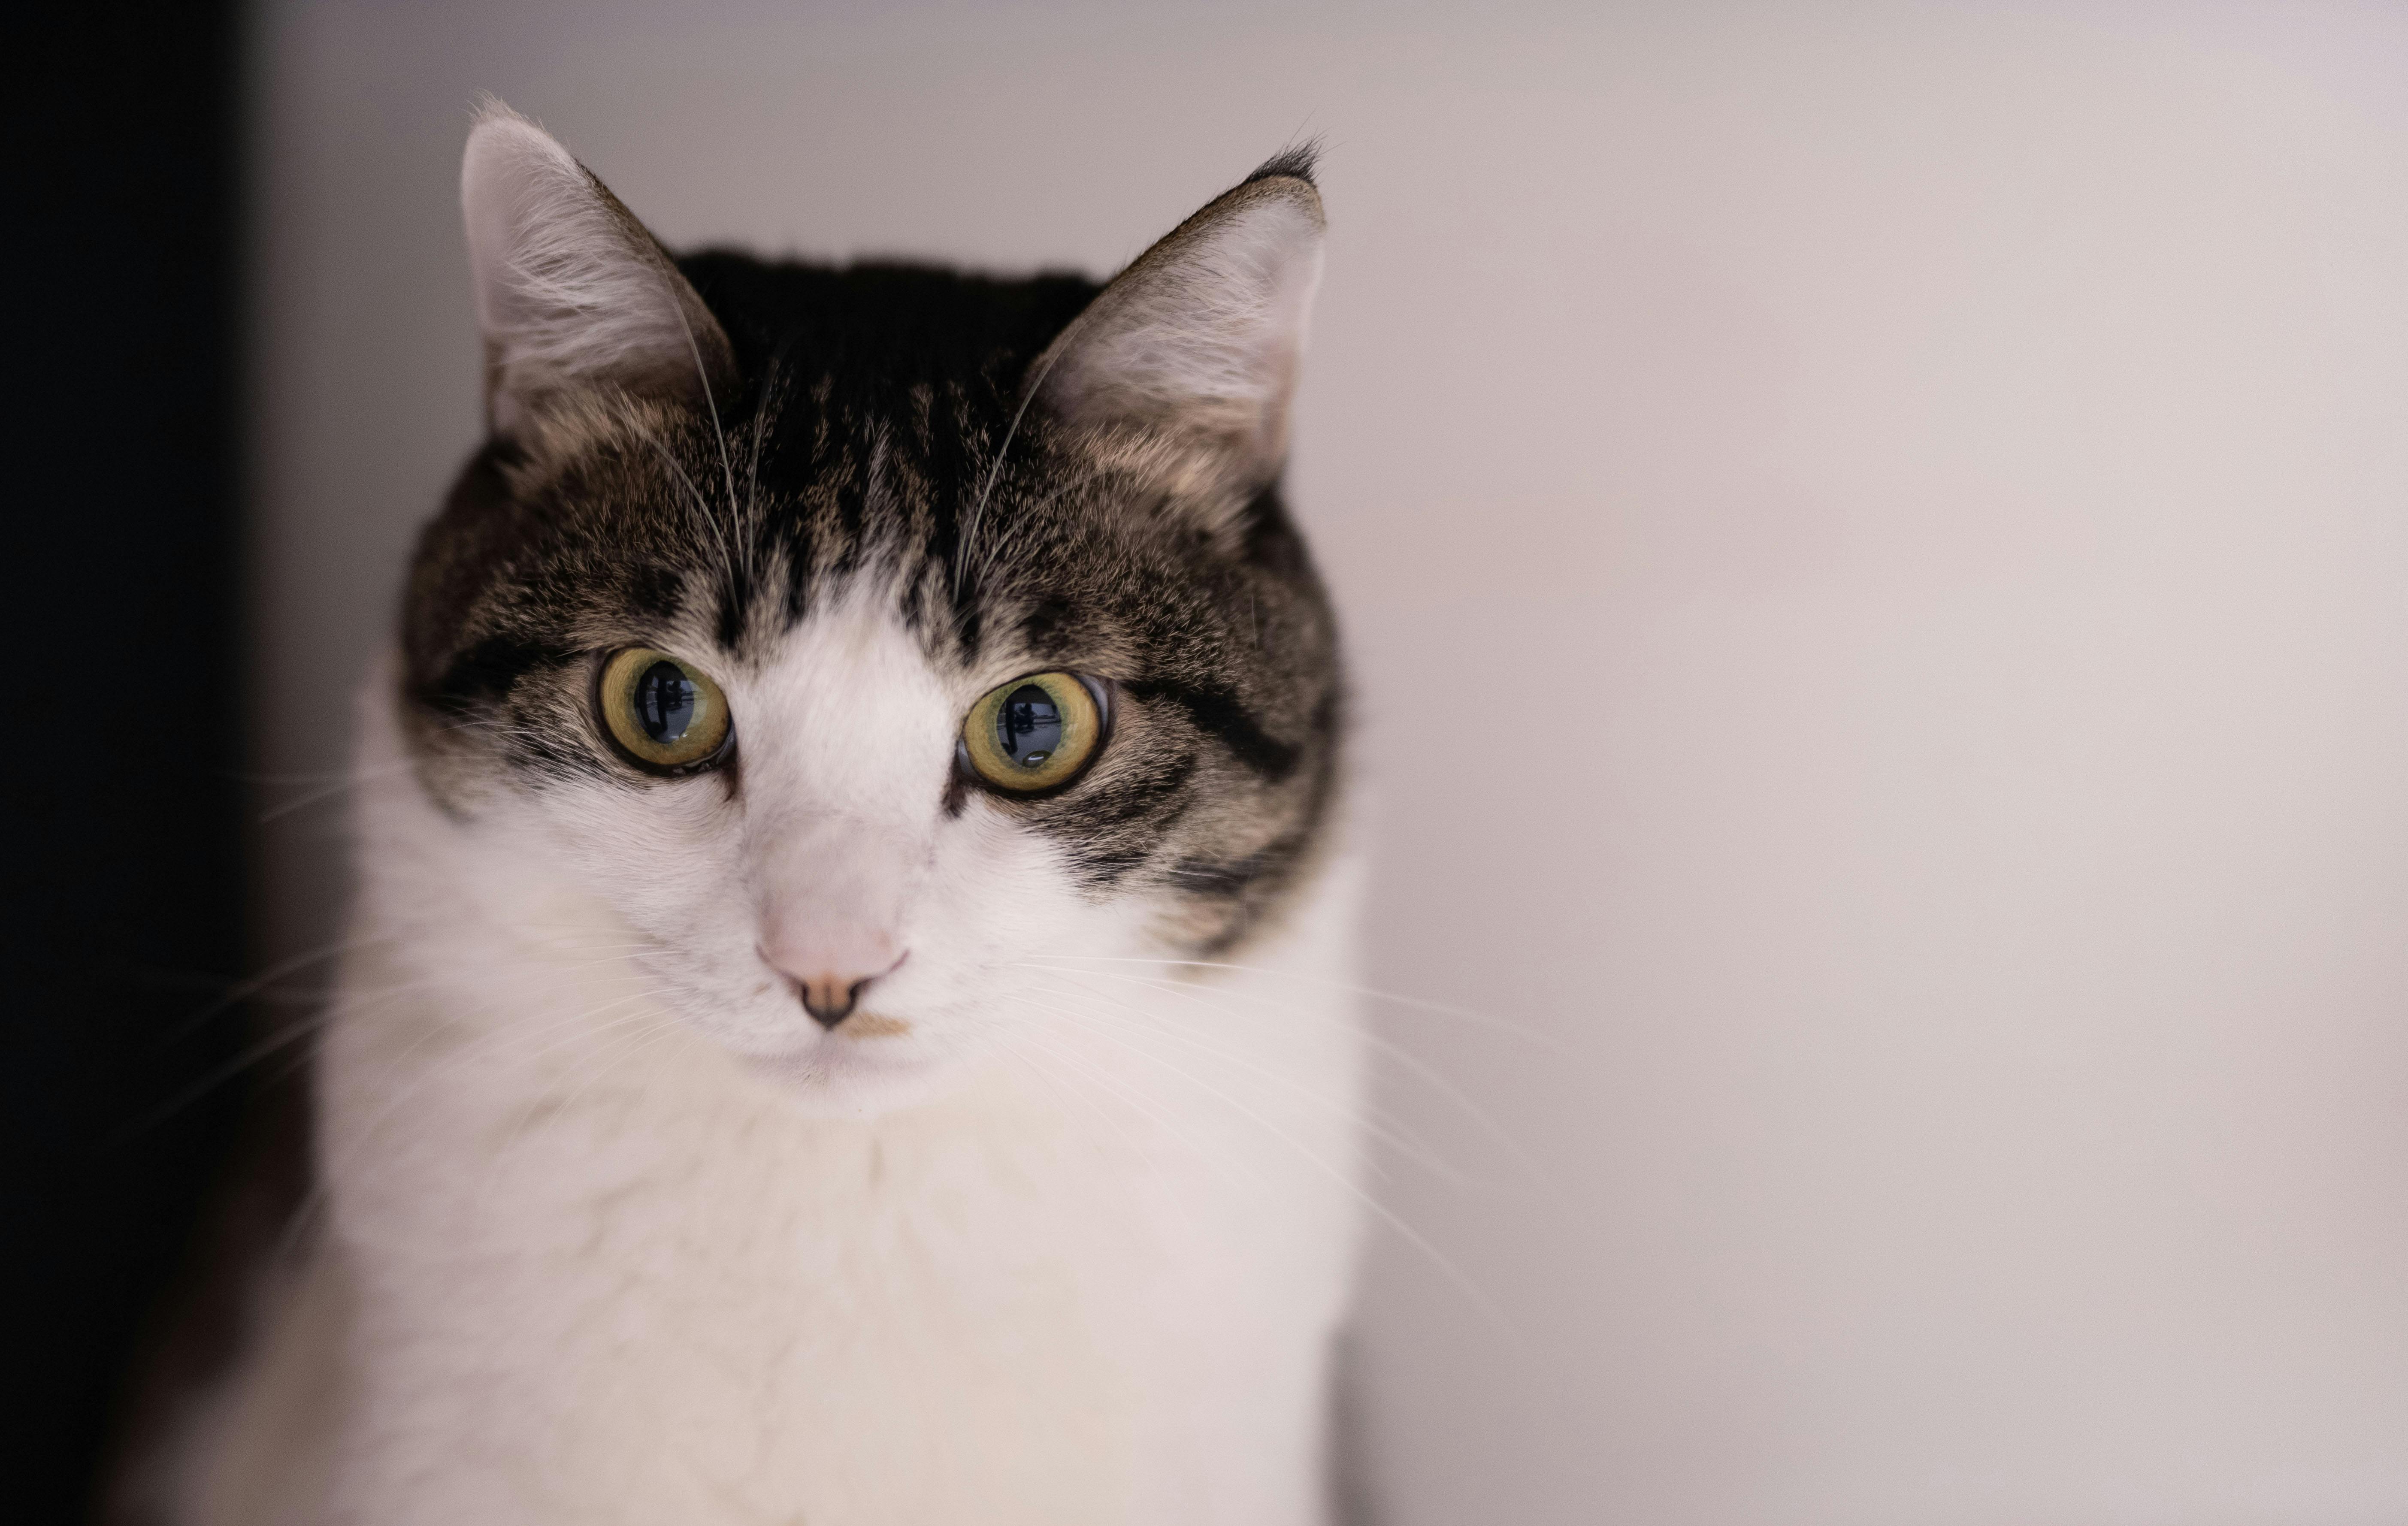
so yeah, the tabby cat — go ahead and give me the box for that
[178,102,1362,1524]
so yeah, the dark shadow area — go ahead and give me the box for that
[1328,1324,1389,1526]
[6,3,249,1520]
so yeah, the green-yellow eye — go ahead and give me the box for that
[596,648,732,772]
[962,671,1105,794]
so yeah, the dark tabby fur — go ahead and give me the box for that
[402,155,1343,955]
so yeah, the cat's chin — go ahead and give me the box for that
[726,1030,968,1118]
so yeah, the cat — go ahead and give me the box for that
[172,101,1364,1524]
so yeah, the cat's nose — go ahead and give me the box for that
[797,975,868,1029]
[759,929,904,1031]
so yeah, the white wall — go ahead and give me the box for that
[252,3,2408,1519]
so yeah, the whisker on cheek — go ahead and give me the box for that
[1016,959,1561,1199]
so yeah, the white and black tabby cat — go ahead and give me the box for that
[177,103,1361,1524]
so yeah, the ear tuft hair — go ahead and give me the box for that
[1243,140,1321,188]
[460,97,732,436]
[1028,159,1325,487]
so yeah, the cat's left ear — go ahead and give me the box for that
[1029,150,1324,487]
[460,99,735,437]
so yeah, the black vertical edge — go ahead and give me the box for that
[3,3,251,1520]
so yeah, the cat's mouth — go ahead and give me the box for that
[720,1007,957,1112]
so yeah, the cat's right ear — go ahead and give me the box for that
[1027,151,1325,490]
[460,100,733,438]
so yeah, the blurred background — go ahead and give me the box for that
[16,0,2408,1520]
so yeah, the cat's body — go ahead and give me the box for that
[170,108,1362,1524]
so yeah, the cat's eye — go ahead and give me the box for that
[961,671,1106,795]
[596,648,732,773]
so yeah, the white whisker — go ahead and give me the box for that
[1022,970,1449,1185]
[1006,976,1523,1347]
[1020,953,1562,1050]
[1023,960,1560,1197]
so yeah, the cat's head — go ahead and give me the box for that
[399,103,1343,1111]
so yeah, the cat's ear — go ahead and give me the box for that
[1030,150,1324,485]
[460,100,734,436]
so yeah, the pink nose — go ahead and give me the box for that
[758,927,904,1030]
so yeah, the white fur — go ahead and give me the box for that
[182,607,1364,1524]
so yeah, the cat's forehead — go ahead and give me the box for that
[739,581,1001,703]
[728,597,959,798]
[559,393,1209,656]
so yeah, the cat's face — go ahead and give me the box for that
[399,107,1340,1111]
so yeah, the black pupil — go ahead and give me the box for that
[996,684,1062,770]
[632,660,698,744]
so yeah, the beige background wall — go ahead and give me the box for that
[251,3,2408,1519]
